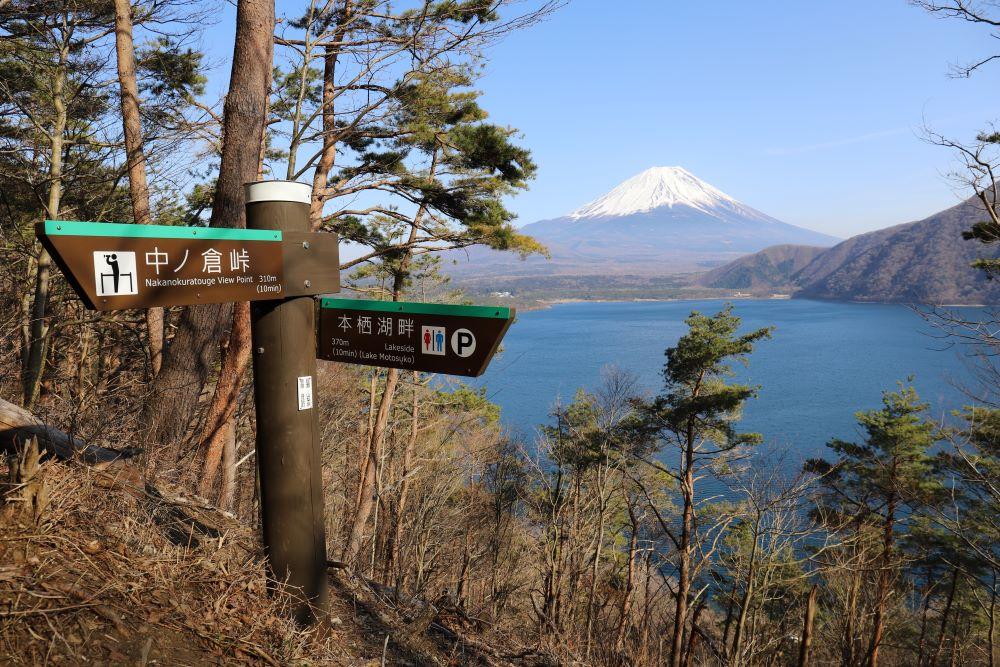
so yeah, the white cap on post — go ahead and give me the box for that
[245,180,312,204]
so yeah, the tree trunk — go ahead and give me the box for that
[932,567,961,667]
[19,281,32,379]
[866,485,897,667]
[197,301,251,498]
[113,0,162,377]
[843,558,861,667]
[140,0,274,476]
[639,550,654,665]
[23,40,68,409]
[309,1,353,229]
[721,579,738,656]
[616,498,639,652]
[947,615,962,667]
[457,530,472,608]
[585,461,608,658]
[798,585,818,667]
[387,371,418,585]
[671,428,695,667]
[146,309,164,377]
[730,516,761,666]
[0,397,135,464]
[540,469,564,636]
[685,602,706,667]
[989,570,997,667]
[218,418,237,509]
[344,367,400,563]
[917,568,935,667]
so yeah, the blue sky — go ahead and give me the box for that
[200,0,1000,239]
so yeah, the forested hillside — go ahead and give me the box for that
[3,1,1000,666]
[696,245,827,292]
[699,195,1000,304]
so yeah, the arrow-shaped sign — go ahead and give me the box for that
[37,220,339,311]
[317,298,515,377]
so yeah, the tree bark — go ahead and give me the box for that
[585,460,609,658]
[616,498,639,652]
[386,371,418,585]
[344,367,400,563]
[933,567,961,667]
[671,424,696,667]
[197,301,251,498]
[867,477,897,667]
[730,516,761,666]
[23,39,67,409]
[798,585,818,667]
[917,569,935,667]
[989,570,997,667]
[309,1,353,229]
[113,0,163,377]
[843,551,861,667]
[140,0,274,476]
[218,418,237,509]
[685,601,706,667]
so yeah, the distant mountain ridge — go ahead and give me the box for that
[449,167,839,278]
[696,245,827,291]
[698,195,1000,304]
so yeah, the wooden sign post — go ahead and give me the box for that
[38,180,339,626]
[39,183,518,627]
[245,181,330,625]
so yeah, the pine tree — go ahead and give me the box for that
[628,304,771,667]
[805,384,940,667]
[934,407,1000,666]
[342,65,541,563]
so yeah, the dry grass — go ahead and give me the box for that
[0,453,547,666]
[0,456,353,665]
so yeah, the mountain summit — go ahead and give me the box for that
[568,166,774,223]
[449,166,839,280]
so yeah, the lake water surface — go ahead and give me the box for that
[468,299,987,468]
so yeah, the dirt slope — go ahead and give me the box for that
[0,456,548,666]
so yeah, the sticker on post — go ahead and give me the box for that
[297,376,313,410]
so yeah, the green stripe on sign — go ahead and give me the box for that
[321,298,512,319]
[44,220,282,242]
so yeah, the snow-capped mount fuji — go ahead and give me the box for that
[449,166,839,280]
[568,166,777,223]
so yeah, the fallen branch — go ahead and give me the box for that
[0,397,139,464]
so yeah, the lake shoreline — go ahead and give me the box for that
[515,296,997,312]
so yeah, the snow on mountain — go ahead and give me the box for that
[447,165,840,280]
[567,166,775,223]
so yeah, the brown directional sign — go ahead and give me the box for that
[318,298,515,377]
[36,220,339,310]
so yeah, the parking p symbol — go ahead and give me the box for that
[450,329,476,358]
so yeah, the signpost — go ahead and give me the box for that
[37,179,516,627]
[318,298,515,377]
[38,180,339,626]
[36,218,338,310]
[244,180,329,626]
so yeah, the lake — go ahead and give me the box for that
[468,299,988,469]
